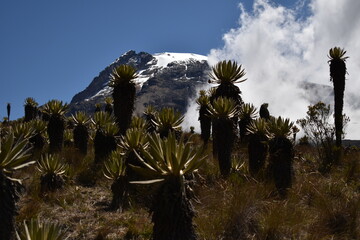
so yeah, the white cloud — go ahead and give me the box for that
[186,0,360,139]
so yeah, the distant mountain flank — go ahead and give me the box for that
[69,50,333,117]
[69,50,210,115]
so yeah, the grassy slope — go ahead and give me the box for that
[15,137,360,240]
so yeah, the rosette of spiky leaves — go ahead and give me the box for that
[196,90,211,144]
[42,100,69,153]
[119,128,149,181]
[328,47,349,147]
[29,119,47,152]
[72,111,90,155]
[239,103,258,142]
[268,117,294,197]
[104,97,113,115]
[209,97,239,176]
[37,154,68,192]
[268,117,294,139]
[143,105,158,133]
[24,97,39,122]
[153,107,184,138]
[92,112,118,164]
[16,217,66,240]
[12,122,36,141]
[0,134,34,240]
[132,132,206,240]
[209,60,247,85]
[109,64,138,135]
[247,118,269,175]
[63,129,73,147]
[103,150,130,211]
[130,116,147,130]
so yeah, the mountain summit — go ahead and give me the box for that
[69,50,210,115]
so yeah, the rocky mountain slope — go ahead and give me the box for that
[69,50,210,115]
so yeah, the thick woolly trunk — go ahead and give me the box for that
[94,130,117,164]
[213,118,235,177]
[48,115,64,153]
[110,176,129,212]
[239,118,251,143]
[248,134,268,175]
[199,106,211,144]
[151,176,197,240]
[73,125,89,155]
[113,83,136,135]
[24,105,37,122]
[330,59,346,147]
[29,133,45,152]
[105,104,113,115]
[211,83,242,107]
[269,137,294,197]
[0,172,17,240]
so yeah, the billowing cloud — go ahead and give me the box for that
[185,0,360,139]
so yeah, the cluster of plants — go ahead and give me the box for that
[0,47,358,240]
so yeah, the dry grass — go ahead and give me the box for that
[14,139,360,239]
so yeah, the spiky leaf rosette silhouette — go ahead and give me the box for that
[24,97,39,122]
[16,217,66,240]
[153,107,184,138]
[12,122,36,141]
[196,90,211,144]
[209,60,246,108]
[143,105,157,133]
[72,111,90,155]
[37,154,68,193]
[92,112,118,164]
[239,103,258,143]
[247,118,269,175]
[268,117,294,197]
[109,64,138,135]
[42,100,69,153]
[103,150,129,211]
[0,134,34,240]
[209,97,239,177]
[131,132,206,240]
[328,47,349,147]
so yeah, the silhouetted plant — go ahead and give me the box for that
[268,117,294,197]
[104,97,113,115]
[239,103,257,143]
[209,97,239,177]
[297,102,350,172]
[247,118,269,175]
[143,105,157,133]
[132,132,206,240]
[72,111,90,155]
[29,119,47,153]
[260,103,270,120]
[153,107,183,138]
[92,111,118,164]
[37,154,68,193]
[103,150,129,211]
[328,47,349,147]
[42,100,69,153]
[24,97,39,122]
[196,90,211,144]
[0,134,34,240]
[7,103,11,121]
[109,64,138,135]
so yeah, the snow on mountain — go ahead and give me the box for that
[69,50,210,116]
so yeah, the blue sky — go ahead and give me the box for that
[0,0,298,120]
